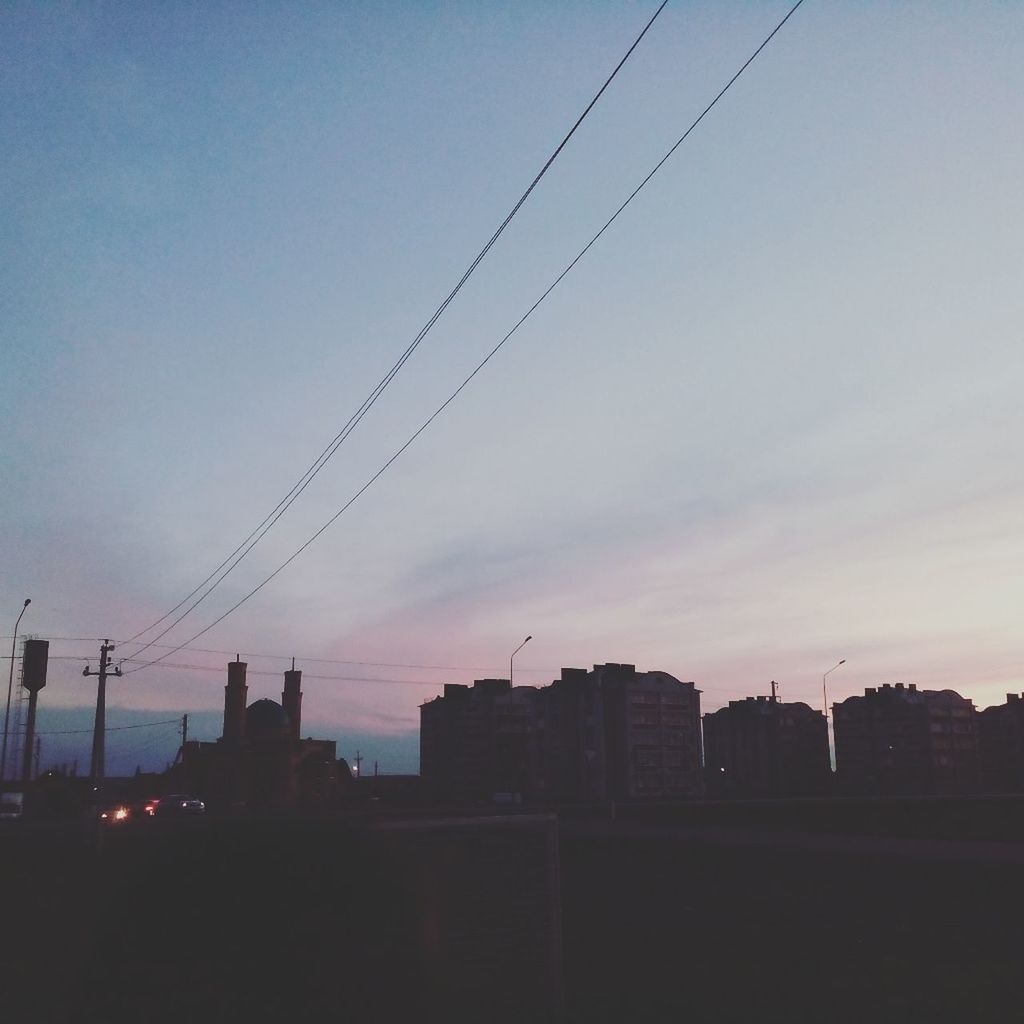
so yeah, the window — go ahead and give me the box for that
[632,712,659,726]
[630,693,658,706]
[635,752,661,768]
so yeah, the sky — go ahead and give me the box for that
[2,1,1022,776]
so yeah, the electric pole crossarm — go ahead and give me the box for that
[82,640,124,786]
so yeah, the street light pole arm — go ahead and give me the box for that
[509,635,532,688]
[822,659,846,720]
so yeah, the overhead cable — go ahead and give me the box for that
[126,1,805,676]
[35,718,181,736]
[120,1,671,662]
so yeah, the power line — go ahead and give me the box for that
[120,1,671,663]
[17,650,788,700]
[121,659,464,686]
[115,655,790,698]
[4,642,793,696]
[0,636,108,643]
[121,640,557,673]
[2,648,558,673]
[35,718,180,736]
[1,654,98,662]
[126,1,805,676]
[1,638,794,698]
[4,638,556,671]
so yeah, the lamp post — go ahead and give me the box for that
[823,658,846,770]
[510,635,532,688]
[1,598,31,785]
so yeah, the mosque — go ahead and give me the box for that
[174,658,350,810]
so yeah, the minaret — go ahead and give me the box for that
[282,660,302,742]
[223,657,248,744]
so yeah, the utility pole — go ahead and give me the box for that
[2,597,31,785]
[33,737,40,779]
[354,750,362,778]
[170,713,189,769]
[374,760,378,777]
[769,681,780,797]
[82,640,122,786]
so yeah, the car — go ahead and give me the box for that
[99,803,131,824]
[128,797,160,818]
[153,794,205,817]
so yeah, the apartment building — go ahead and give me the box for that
[833,683,978,795]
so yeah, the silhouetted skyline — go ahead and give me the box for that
[3,3,1022,765]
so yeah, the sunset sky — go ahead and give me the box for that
[3,1,1022,774]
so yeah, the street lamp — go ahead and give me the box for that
[510,635,532,688]
[823,658,846,769]
[822,659,846,722]
[1,598,31,785]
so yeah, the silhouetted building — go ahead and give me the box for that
[833,683,978,796]
[978,693,1024,793]
[582,663,702,801]
[421,663,703,803]
[420,679,540,803]
[175,660,343,810]
[537,667,607,803]
[703,696,829,798]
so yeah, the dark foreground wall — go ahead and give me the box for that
[5,808,1024,1023]
[562,792,1024,841]
[2,814,561,1024]
[559,821,1024,1024]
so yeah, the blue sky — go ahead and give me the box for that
[2,2,1022,775]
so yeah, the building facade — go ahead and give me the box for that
[420,679,540,803]
[537,667,607,803]
[833,683,978,796]
[703,696,830,798]
[587,664,703,801]
[420,663,703,804]
[977,693,1024,793]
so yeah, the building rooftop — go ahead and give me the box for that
[245,698,291,735]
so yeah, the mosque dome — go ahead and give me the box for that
[245,698,291,738]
